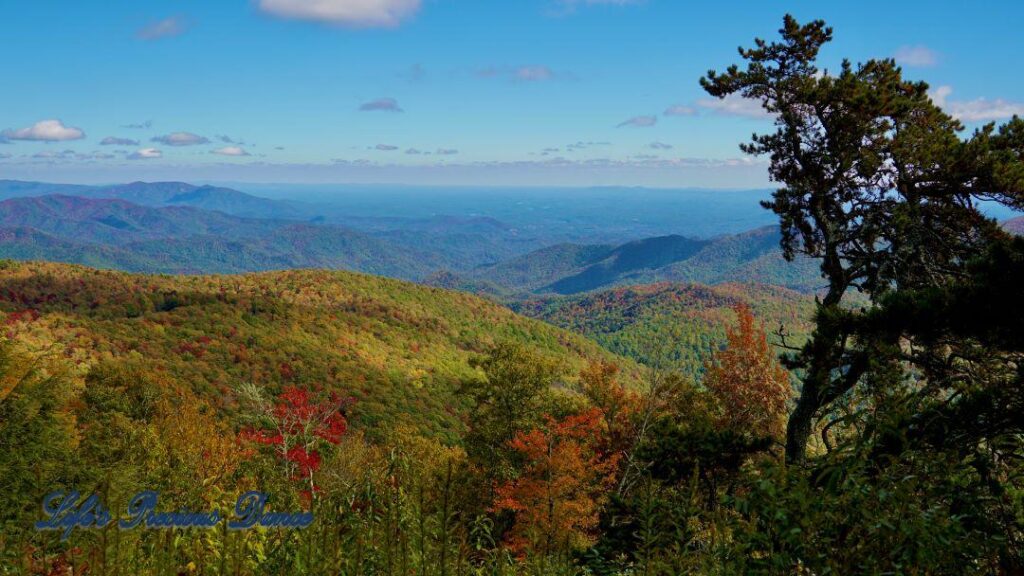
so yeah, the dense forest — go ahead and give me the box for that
[3,14,1024,575]
[514,282,815,373]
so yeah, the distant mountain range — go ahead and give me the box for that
[1,180,1019,299]
[445,226,822,296]
[0,187,847,297]
[0,194,441,277]
[0,179,309,220]
[0,180,566,269]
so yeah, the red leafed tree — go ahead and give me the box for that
[492,408,619,556]
[239,384,349,500]
[704,303,791,440]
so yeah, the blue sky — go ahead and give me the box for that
[2,0,1023,187]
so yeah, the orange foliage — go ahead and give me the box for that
[492,408,619,555]
[579,360,639,464]
[704,303,791,440]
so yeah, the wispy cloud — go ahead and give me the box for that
[375,144,399,151]
[137,16,188,40]
[553,0,645,15]
[649,141,672,150]
[696,94,769,118]
[33,150,71,160]
[930,85,1024,121]
[893,45,939,68]
[436,148,459,155]
[100,136,139,146]
[617,115,657,128]
[2,119,85,142]
[359,97,404,112]
[258,0,421,28]
[128,148,163,160]
[28,149,114,162]
[151,132,210,146]
[123,120,153,129]
[565,141,610,152]
[664,104,696,117]
[514,66,555,82]
[475,65,564,82]
[211,146,250,156]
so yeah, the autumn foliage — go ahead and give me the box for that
[703,304,791,440]
[492,408,619,555]
[239,385,350,496]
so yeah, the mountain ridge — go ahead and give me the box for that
[0,195,443,278]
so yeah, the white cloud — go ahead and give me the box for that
[696,93,770,119]
[375,144,399,151]
[100,136,139,146]
[930,85,1024,122]
[664,104,696,117]
[137,16,188,40]
[649,141,672,150]
[617,115,657,128]
[212,146,251,156]
[1,119,85,142]
[258,0,421,28]
[128,148,163,160]
[359,97,403,112]
[151,132,210,146]
[893,45,938,68]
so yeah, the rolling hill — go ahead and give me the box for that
[0,260,635,440]
[513,281,816,373]
[466,226,822,296]
[0,195,444,278]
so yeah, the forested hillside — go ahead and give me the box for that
[2,11,1024,575]
[0,260,626,438]
[515,282,815,371]
[0,195,444,278]
[467,225,822,295]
